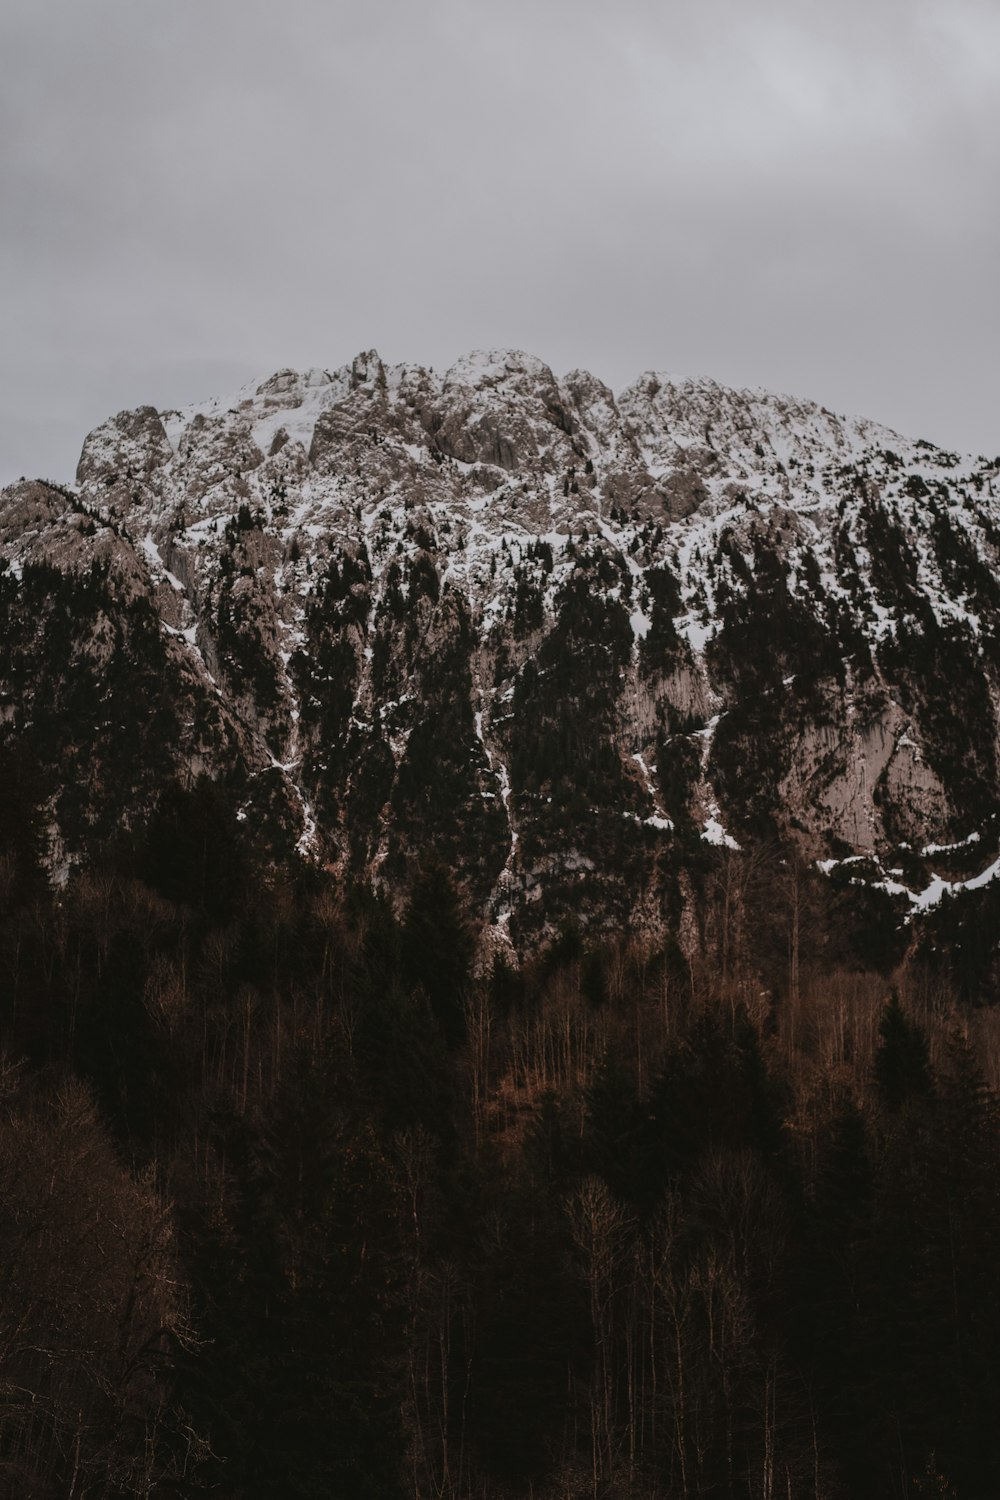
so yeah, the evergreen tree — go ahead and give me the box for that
[401,857,474,1048]
[874,992,932,1113]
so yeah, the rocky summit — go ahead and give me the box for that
[3,348,1000,946]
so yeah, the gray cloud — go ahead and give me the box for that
[1,0,997,484]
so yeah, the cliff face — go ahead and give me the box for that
[3,349,999,941]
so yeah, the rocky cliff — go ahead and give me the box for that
[3,348,999,945]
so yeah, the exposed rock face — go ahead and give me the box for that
[76,405,174,489]
[2,349,999,940]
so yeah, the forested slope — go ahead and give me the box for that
[2,795,999,1498]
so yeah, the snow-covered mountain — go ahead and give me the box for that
[3,348,999,943]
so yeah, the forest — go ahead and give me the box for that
[2,772,1000,1499]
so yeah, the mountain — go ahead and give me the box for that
[2,348,999,946]
[6,351,1000,1500]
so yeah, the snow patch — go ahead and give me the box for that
[631,752,673,830]
[702,805,740,850]
[630,607,651,640]
[678,615,715,653]
[921,831,981,856]
[141,533,185,592]
[817,842,1000,917]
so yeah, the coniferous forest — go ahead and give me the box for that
[3,775,1000,1499]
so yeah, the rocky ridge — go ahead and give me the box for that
[3,348,1000,945]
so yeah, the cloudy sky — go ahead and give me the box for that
[1,0,997,485]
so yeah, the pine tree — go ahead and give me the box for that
[401,857,474,1048]
[874,992,932,1113]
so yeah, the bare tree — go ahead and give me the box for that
[0,1074,196,1497]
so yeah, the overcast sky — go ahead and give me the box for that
[1,0,997,485]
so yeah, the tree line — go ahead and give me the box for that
[1,778,1000,1497]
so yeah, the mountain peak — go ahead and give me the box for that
[444,349,557,390]
[6,348,1000,941]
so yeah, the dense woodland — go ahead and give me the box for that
[3,771,1000,1499]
